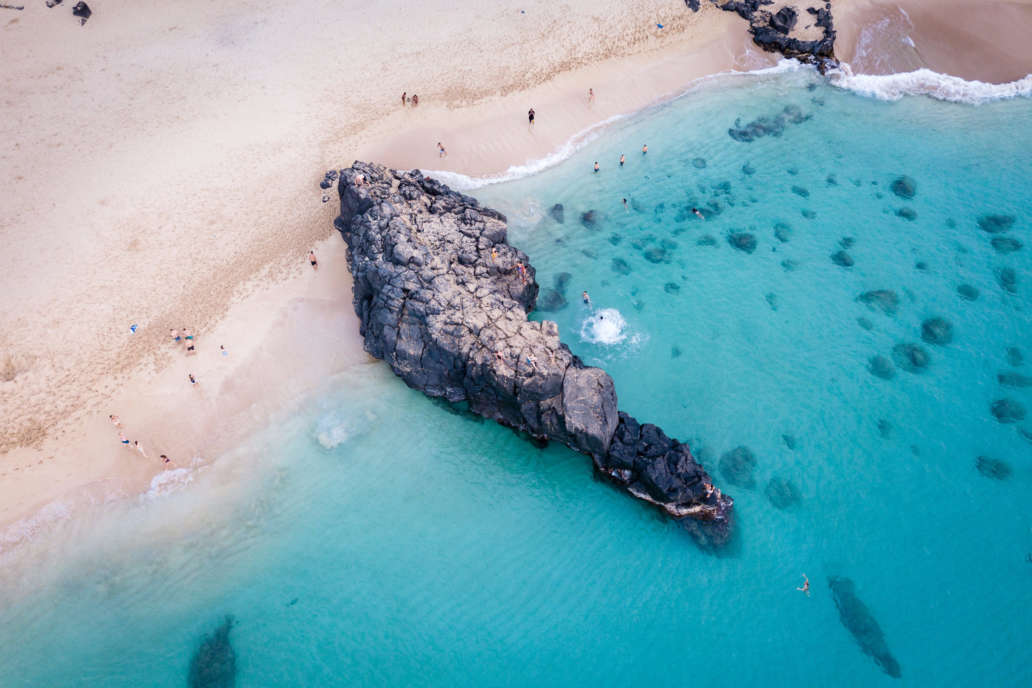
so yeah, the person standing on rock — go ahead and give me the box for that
[528,108,535,127]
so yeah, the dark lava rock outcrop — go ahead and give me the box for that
[335,162,733,542]
[691,1,838,71]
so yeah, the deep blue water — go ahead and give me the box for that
[1,68,1030,686]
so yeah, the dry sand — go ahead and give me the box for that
[0,0,758,542]
[1,0,1028,544]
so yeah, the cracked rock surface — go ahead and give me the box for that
[335,162,733,544]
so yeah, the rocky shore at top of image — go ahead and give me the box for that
[688,1,838,72]
[334,162,734,546]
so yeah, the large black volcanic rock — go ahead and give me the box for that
[706,1,838,71]
[335,162,733,541]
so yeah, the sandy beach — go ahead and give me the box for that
[1,0,1030,543]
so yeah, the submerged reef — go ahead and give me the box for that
[334,162,733,544]
[188,616,237,688]
[828,577,902,678]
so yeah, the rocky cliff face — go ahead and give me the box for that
[334,162,733,545]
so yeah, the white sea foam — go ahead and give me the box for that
[830,64,1032,104]
[314,409,377,449]
[424,60,805,192]
[143,467,196,499]
[580,308,629,345]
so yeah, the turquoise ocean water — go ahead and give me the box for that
[1,67,1030,686]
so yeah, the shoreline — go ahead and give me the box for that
[3,0,1032,547]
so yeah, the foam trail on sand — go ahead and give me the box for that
[830,64,1032,104]
[427,61,805,191]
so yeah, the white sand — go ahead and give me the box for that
[0,0,759,540]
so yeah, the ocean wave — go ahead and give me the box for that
[424,60,805,191]
[830,64,1032,104]
[143,467,196,499]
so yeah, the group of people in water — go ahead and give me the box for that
[594,144,648,174]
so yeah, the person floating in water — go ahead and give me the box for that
[619,153,625,167]
[582,291,591,306]
[692,207,705,219]
[593,161,599,173]
[641,143,648,155]
[622,197,628,210]
[797,574,810,596]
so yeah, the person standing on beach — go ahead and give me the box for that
[401,92,407,106]
[438,142,447,158]
[411,94,419,106]
[593,161,600,173]
[188,373,197,386]
[309,250,318,270]
[588,88,594,103]
[619,153,625,167]
[642,143,648,155]
[528,108,535,126]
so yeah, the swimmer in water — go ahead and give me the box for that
[582,291,590,306]
[797,574,810,596]
[622,198,628,210]
[692,207,705,219]
[642,143,648,155]
[593,161,600,173]
[619,153,625,167]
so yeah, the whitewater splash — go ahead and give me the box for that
[830,64,1032,104]
[143,467,197,499]
[580,308,629,346]
[314,409,377,450]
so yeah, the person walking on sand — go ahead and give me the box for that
[401,91,407,106]
[188,373,197,386]
[642,143,648,155]
[411,94,419,106]
[309,250,318,270]
[619,153,625,167]
[593,161,600,173]
[528,108,535,126]
[797,574,810,596]
[220,344,228,356]
[134,440,147,458]
[438,142,447,158]
[588,88,595,103]
[109,414,122,428]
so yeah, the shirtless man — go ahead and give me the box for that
[797,574,810,596]
[642,143,648,155]
[582,291,591,307]
[309,250,318,270]
[692,207,705,219]
[619,153,625,167]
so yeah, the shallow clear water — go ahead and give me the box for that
[2,69,1030,686]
